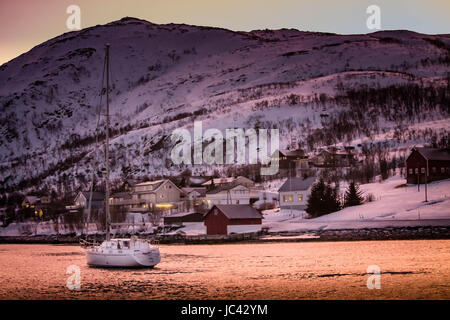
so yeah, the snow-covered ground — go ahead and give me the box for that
[164,222,206,236]
[263,176,450,232]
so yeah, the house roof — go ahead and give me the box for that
[413,147,450,161]
[278,149,305,158]
[80,192,105,201]
[135,179,165,187]
[164,212,203,218]
[206,184,249,195]
[278,177,316,192]
[211,205,262,220]
[23,196,40,204]
[182,187,207,197]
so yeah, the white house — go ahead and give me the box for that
[278,177,316,210]
[205,184,269,208]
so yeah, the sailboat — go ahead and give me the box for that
[81,44,161,268]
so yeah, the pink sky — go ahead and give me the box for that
[1,0,449,65]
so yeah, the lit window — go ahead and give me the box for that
[283,195,293,202]
[298,194,303,202]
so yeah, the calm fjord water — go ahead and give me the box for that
[0,240,449,299]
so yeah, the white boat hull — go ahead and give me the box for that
[84,239,161,268]
[86,249,161,268]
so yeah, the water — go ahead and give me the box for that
[0,240,449,299]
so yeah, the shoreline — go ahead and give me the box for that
[1,225,449,245]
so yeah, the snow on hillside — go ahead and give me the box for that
[0,17,449,193]
[264,176,450,232]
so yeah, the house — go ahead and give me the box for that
[406,147,450,184]
[163,212,204,226]
[272,149,307,171]
[205,184,262,208]
[311,148,354,167]
[66,192,105,212]
[182,187,207,211]
[201,176,254,188]
[270,149,315,177]
[203,204,263,235]
[278,176,316,210]
[125,179,185,213]
[21,196,41,208]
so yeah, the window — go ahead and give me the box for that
[441,167,445,173]
[298,194,303,202]
[421,167,425,174]
[432,167,436,173]
[409,168,413,174]
[415,168,419,174]
[283,195,293,202]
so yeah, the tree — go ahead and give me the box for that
[306,180,341,218]
[344,182,364,207]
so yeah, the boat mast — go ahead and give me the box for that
[105,43,111,241]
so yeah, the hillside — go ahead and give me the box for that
[264,176,450,232]
[0,17,449,194]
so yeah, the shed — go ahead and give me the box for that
[203,204,262,235]
[406,147,450,183]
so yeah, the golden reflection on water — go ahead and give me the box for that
[0,240,449,299]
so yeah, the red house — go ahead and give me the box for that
[406,147,450,184]
[203,205,263,235]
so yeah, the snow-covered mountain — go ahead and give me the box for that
[0,17,449,193]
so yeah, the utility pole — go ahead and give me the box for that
[105,43,111,241]
[425,161,428,202]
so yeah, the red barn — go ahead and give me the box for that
[406,147,450,184]
[203,205,263,235]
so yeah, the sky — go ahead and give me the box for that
[1,0,449,65]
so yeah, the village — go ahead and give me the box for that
[0,146,449,241]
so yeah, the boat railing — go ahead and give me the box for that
[80,238,100,248]
[148,239,160,247]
